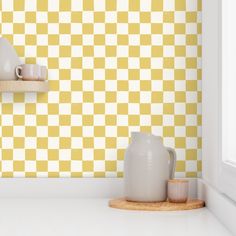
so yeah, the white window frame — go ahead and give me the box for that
[219,0,236,202]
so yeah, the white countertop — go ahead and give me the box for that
[0,198,232,236]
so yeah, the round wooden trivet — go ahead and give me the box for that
[109,198,205,211]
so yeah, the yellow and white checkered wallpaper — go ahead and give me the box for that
[0,0,201,178]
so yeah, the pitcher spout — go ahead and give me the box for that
[131,132,162,143]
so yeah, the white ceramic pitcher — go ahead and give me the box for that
[0,37,21,80]
[124,132,176,202]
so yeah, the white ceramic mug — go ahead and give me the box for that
[168,179,189,203]
[15,64,47,81]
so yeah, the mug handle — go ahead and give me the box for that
[15,65,23,79]
[167,147,176,179]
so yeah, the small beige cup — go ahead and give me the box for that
[39,66,47,80]
[16,64,47,81]
[168,179,188,203]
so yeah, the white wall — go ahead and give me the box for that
[202,0,220,188]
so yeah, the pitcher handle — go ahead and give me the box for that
[167,147,176,179]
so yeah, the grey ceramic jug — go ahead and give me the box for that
[124,132,176,202]
[0,37,21,80]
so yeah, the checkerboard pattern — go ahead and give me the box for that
[0,0,202,178]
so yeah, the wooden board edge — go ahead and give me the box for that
[109,198,205,211]
[0,81,49,92]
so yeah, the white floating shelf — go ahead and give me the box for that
[0,81,49,92]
